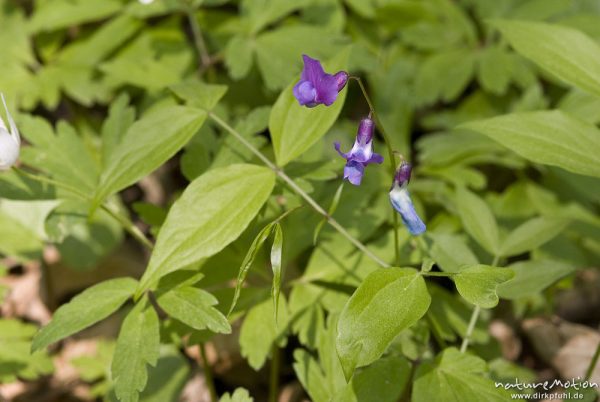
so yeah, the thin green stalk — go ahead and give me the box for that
[12,166,154,250]
[199,343,218,402]
[351,76,401,266]
[269,345,280,402]
[183,0,212,75]
[207,112,391,268]
[585,341,600,381]
[460,255,501,353]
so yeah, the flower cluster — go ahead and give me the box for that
[293,55,426,236]
[0,94,20,171]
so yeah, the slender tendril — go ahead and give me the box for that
[207,112,390,268]
[12,166,154,250]
[460,254,501,352]
[351,76,401,266]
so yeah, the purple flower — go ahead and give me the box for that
[389,162,426,235]
[293,55,348,107]
[334,117,383,186]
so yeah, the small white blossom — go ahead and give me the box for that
[138,0,155,4]
[0,93,20,171]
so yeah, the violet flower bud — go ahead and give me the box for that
[334,117,383,186]
[389,162,426,235]
[0,94,20,171]
[293,55,348,108]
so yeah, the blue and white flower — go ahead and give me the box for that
[389,162,426,235]
[334,117,383,185]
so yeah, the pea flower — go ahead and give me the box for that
[389,162,426,235]
[293,55,348,107]
[334,117,383,186]
[0,94,20,171]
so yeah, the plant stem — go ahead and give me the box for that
[12,166,154,250]
[460,305,481,353]
[460,255,500,353]
[100,204,154,250]
[269,345,280,402]
[199,343,218,402]
[585,341,600,381]
[183,1,211,74]
[351,76,401,266]
[207,112,390,268]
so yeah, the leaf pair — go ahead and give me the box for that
[229,212,290,323]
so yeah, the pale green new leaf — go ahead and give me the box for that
[269,49,349,166]
[455,187,500,255]
[336,268,430,380]
[497,260,576,300]
[453,265,514,308]
[157,286,231,334]
[229,223,275,316]
[499,217,569,256]
[271,223,283,323]
[32,277,137,352]
[170,81,227,111]
[137,164,275,293]
[462,110,600,178]
[94,106,208,206]
[492,20,600,98]
[413,348,510,402]
[111,302,160,402]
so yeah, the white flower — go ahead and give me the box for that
[0,93,20,171]
[138,0,155,4]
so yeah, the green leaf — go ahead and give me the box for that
[137,164,275,293]
[271,223,283,323]
[453,265,514,308]
[239,297,289,370]
[219,388,254,402]
[415,49,475,106]
[20,117,100,194]
[157,286,231,334]
[111,302,160,402]
[29,0,123,33]
[455,187,500,255]
[497,260,576,300]
[476,46,513,95]
[138,346,190,402]
[32,277,137,352]
[333,356,411,402]
[499,217,569,257]
[336,268,430,380]
[492,20,600,98]
[269,49,349,166]
[461,110,600,178]
[428,233,478,273]
[170,80,228,111]
[94,106,207,207]
[413,348,510,402]
[225,36,254,80]
[101,93,135,168]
